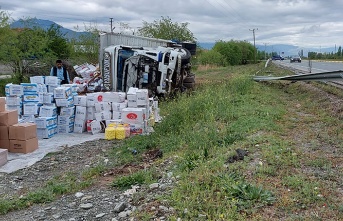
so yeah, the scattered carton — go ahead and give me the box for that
[9,137,38,153]
[0,149,8,166]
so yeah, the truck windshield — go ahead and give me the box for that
[117,49,135,91]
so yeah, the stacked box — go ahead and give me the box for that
[57,115,74,134]
[8,122,38,153]
[39,106,57,117]
[74,106,87,133]
[0,149,8,167]
[35,116,57,128]
[5,84,24,96]
[37,125,57,139]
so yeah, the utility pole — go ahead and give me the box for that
[249,28,258,63]
[110,18,114,33]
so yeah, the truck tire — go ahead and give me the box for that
[183,74,195,88]
[181,48,191,65]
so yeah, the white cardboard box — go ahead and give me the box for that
[45,76,60,86]
[74,119,86,133]
[95,102,112,112]
[74,96,87,106]
[75,106,87,120]
[112,101,128,111]
[30,76,45,84]
[6,96,22,106]
[55,97,74,107]
[60,107,75,116]
[94,111,111,121]
[121,107,145,124]
[37,125,57,139]
[57,115,75,125]
[54,87,72,99]
[86,106,96,120]
[136,89,149,106]
[57,123,74,133]
[39,106,57,117]
[21,83,39,93]
[23,102,39,115]
[35,116,57,128]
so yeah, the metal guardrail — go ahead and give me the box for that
[254,69,343,82]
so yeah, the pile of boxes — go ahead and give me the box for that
[0,97,39,167]
[3,74,159,141]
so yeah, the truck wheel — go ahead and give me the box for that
[183,74,195,88]
[181,48,191,65]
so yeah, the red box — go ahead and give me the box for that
[9,137,38,154]
[0,110,18,126]
[0,148,8,167]
[0,97,5,112]
[0,126,9,140]
[0,139,10,149]
[9,123,37,141]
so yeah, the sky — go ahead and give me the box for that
[2,0,343,50]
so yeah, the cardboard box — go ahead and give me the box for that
[55,97,74,107]
[5,84,23,96]
[75,106,87,120]
[23,94,40,102]
[95,102,111,112]
[43,93,54,104]
[0,148,8,167]
[30,76,45,84]
[0,97,5,112]
[57,115,75,125]
[21,115,36,123]
[121,108,145,124]
[39,106,57,117]
[112,101,128,112]
[6,105,23,116]
[94,111,111,121]
[127,94,137,108]
[74,119,86,133]
[9,137,38,153]
[35,116,57,128]
[74,95,87,106]
[5,96,22,106]
[0,110,18,126]
[0,139,9,149]
[136,89,149,106]
[60,107,75,116]
[21,83,39,93]
[23,102,39,115]
[86,106,95,120]
[86,93,95,107]
[37,125,57,139]
[45,76,60,86]
[9,123,37,140]
[54,87,72,99]
[57,123,74,133]
[0,126,9,140]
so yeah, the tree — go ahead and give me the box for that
[46,25,72,59]
[138,16,196,42]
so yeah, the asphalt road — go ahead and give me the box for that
[274,59,343,73]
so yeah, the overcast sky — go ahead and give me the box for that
[2,0,343,49]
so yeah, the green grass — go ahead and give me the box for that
[1,63,343,220]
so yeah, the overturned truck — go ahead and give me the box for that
[99,32,196,97]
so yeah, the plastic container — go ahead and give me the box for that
[115,124,126,140]
[123,123,130,138]
[105,126,116,140]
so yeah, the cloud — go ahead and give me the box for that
[1,0,343,48]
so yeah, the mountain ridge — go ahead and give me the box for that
[10,18,336,56]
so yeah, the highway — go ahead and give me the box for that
[273,59,343,74]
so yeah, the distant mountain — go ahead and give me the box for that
[10,18,89,40]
